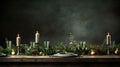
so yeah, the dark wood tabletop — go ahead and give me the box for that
[0,55,120,62]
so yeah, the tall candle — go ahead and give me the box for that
[35,31,40,43]
[106,32,111,45]
[16,34,21,46]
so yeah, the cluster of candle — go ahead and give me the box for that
[7,31,118,55]
[15,32,112,46]
[16,31,40,46]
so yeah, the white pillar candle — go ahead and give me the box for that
[35,31,40,43]
[16,34,21,46]
[106,32,111,45]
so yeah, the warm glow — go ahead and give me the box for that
[11,49,15,55]
[39,51,44,56]
[90,49,95,55]
[115,48,119,54]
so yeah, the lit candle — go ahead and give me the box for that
[90,49,95,55]
[35,31,40,43]
[11,49,15,55]
[115,48,119,55]
[106,32,111,45]
[16,34,21,46]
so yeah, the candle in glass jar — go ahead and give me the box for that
[46,41,50,49]
[8,41,12,49]
[16,34,21,46]
[106,32,111,45]
[35,31,40,43]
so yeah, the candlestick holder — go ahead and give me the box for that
[17,46,20,55]
[107,45,110,55]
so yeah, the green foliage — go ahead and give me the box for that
[2,48,11,54]
[1,41,120,56]
[0,46,11,55]
[0,46,4,52]
[18,43,120,55]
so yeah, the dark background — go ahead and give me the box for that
[0,0,120,47]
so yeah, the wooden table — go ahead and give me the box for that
[0,55,120,67]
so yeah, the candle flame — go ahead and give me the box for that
[11,49,15,55]
[115,48,119,54]
[90,49,95,55]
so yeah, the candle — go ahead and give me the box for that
[33,42,35,48]
[30,41,33,47]
[6,39,9,48]
[90,49,95,55]
[106,32,111,45]
[82,41,86,48]
[115,48,119,55]
[44,41,50,49]
[8,41,12,49]
[16,34,21,46]
[35,31,40,43]
[46,41,50,49]
[11,49,15,55]
[44,41,46,47]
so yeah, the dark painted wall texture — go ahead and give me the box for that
[0,0,120,46]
